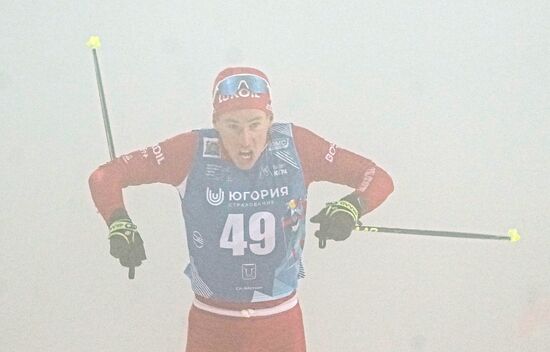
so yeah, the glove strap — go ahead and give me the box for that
[109,219,137,232]
[325,200,360,224]
[108,219,137,243]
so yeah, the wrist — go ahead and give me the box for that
[339,193,362,219]
[109,219,136,232]
[108,208,130,226]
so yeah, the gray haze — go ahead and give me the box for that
[1,1,549,351]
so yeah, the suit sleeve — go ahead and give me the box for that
[88,131,199,224]
[293,124,394,214]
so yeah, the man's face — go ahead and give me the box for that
[213,109,272,170]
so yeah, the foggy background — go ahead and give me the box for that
[1,1,549,351]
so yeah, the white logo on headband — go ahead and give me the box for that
[214,73,270,103]
[217,80,261,102]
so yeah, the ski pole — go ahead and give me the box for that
[87,35,135,280]
[355,226,521,241]
[318,227,520,248]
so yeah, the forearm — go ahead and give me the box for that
[89,160,128,223]
[293,124,394,214]
[354,164,394,215]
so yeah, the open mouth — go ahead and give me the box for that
[239,150,253,159]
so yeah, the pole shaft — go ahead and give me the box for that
[92,49,116,161]
[356,226,510,241]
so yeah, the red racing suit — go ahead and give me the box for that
[89,123,393,352]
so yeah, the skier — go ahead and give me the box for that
[89,66,394,351]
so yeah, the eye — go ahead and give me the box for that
[250,122,261,129]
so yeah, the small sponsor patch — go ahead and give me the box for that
[205,164,224,179]
[192,231,205,248]
[242,264,257,280]
[203,137,221,158]
[259,165,273,178]
[358,167,376,191]
[122,154,133,163]
[325,143,337,163]
[273,168,287,176]
[269,137,290,151]
[152,144,165,165]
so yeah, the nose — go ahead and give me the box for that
[238,128,252,146]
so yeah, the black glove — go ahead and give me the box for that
[108,218,147,269]
[310,194,362,248]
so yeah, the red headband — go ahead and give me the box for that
[212,67,272,117]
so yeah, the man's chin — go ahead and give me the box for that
[235,161,255,170]
[232,156,256,170]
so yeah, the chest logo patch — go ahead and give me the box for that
[206,187,224,206]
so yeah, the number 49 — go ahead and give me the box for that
[219,212,276,256]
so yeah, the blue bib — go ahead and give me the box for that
[179,123,307,302]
